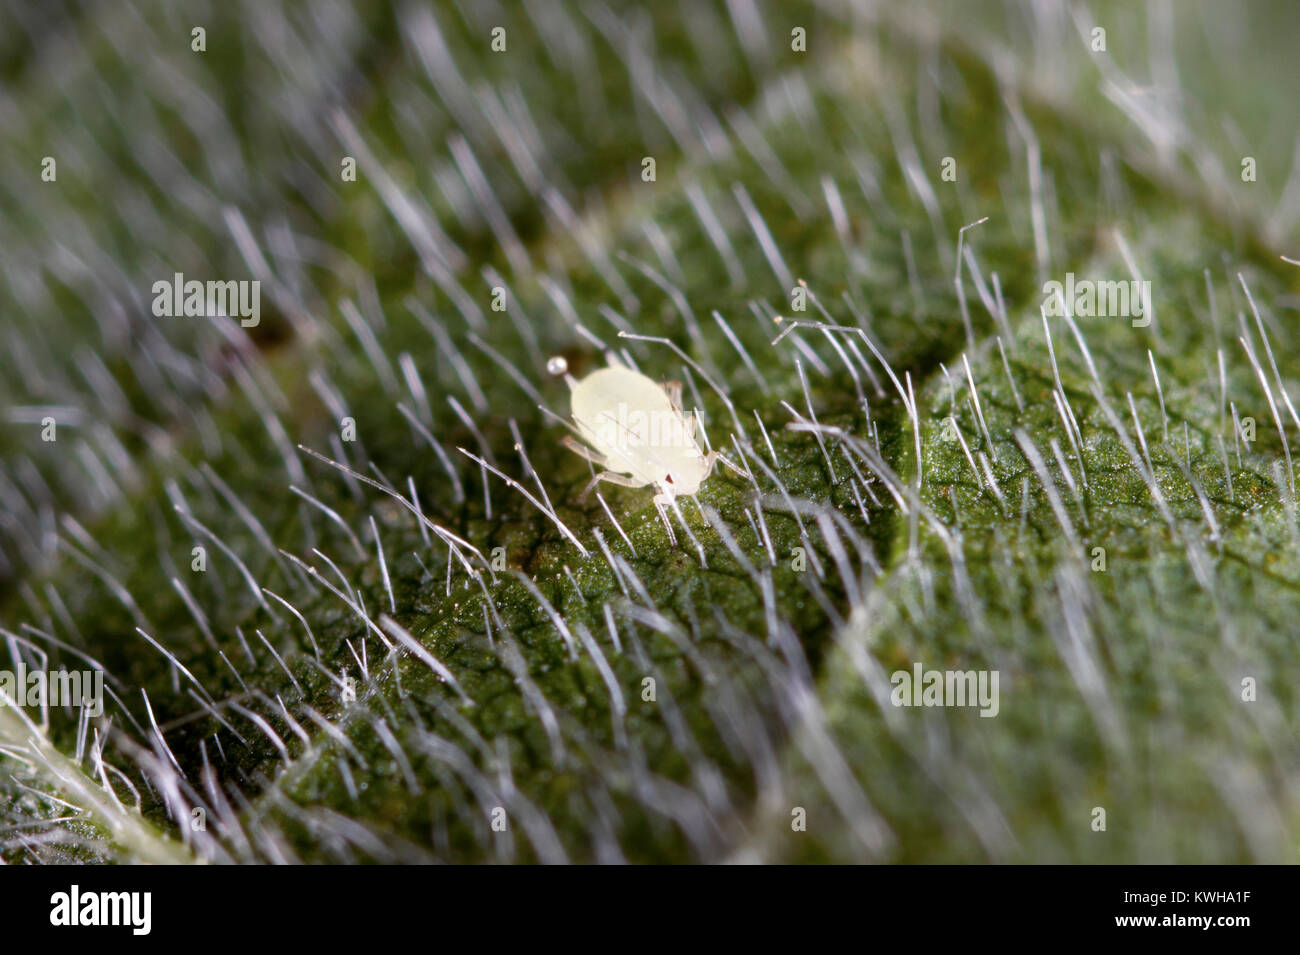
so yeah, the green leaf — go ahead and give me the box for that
[2,0,1298,863]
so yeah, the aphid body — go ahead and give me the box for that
[563,362,719,507]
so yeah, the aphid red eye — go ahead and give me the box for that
[665,475,674,484]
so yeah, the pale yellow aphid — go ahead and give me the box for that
[562,359,721,508]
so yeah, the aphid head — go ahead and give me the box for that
[661,468,702,496]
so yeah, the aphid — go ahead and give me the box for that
[561,358,728,508]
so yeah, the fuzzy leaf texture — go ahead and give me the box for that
[1,0,1299,863]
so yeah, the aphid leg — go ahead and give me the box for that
[651,491,680,545]
[663,379,684,414]
[561,435,606,466]
[580,470,645,503]
[699,450,749,480]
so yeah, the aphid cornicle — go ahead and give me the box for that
[562,359,721,508]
